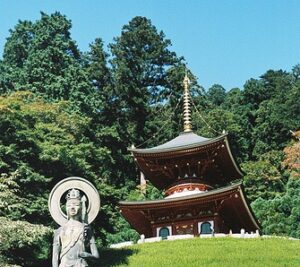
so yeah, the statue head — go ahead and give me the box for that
[66,188,82,220]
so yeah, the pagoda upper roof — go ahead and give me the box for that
[129,132,220,154]
[129,132,243,189]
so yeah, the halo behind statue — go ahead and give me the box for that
[49,177,100,226]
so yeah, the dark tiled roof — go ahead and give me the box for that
[130,132,226,154]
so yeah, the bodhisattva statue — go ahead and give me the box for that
[49,177,101,267]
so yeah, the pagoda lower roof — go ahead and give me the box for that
[119,183,260,237]
[120,182,244,206]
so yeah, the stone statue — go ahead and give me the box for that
[49,177,101,267]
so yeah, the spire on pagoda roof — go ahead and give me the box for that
[183,72,192,133]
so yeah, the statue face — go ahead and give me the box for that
[66,199,81,218]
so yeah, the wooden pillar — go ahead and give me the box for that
[140,172,146,194]
[213,213,221,233]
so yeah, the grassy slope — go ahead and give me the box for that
[100,238,300,267]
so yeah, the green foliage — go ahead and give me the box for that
[252,179,300,238]
[251,141,300,238]
[207,84,226,106]
[194,108,246,162]
[246,70,299,157]
[0,12,97,115]
[0,171,24,219]
[0,92,107,222]
[109,16,182,145]
[127,182,164,201]
[242,150,285,202]
[84,38,111,91]
[0,217,52,266]
[105,216,140,245]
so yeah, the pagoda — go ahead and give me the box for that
[119,75,259,238]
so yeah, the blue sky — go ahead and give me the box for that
[0,0,299,90]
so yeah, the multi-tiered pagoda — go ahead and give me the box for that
[119,75,259,238]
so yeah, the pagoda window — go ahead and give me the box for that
[198,221,214,234]
[157,226,172,239]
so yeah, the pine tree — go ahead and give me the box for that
[109,16,181,145]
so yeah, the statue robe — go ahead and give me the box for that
[56,223,88,267]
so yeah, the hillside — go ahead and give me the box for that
[100,237,300,267]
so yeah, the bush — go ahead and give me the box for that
[0,217,52,266]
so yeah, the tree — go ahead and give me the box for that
[0,217,52,266]
[193,107,247,162]
[242,78,266,109]
[0,172,23,219]
[282,137,300,179]
[143,64,204,147]
[207,84,226,106]
[0,170,52,266]
[242,150,285,202]
[0,92,115,225]
[0,12,96,115]
[0,20,33,93]
[252,72,300,156]
[109,16,181,145]
[221,88,243,111]
[84,38,111,92]
[251,141,300,238]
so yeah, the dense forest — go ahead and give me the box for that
[0,12,299,266]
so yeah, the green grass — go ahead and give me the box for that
[99,237,300,267]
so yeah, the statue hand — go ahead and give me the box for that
[84,225,92,240]
[79,252,91,259]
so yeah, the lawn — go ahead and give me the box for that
[99,237,300,267]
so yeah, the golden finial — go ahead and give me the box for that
[183,72,192,132]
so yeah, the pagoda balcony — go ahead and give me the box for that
[165,181,213,198]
